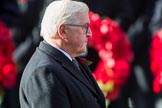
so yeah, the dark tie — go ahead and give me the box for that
[72,59,81,71]
[72,58,94,87]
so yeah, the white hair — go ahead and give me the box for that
[40,0,89,39]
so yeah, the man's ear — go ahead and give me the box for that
[57,24,67,40]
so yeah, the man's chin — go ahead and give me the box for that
[79,49,88,57]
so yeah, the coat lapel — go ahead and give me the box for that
[77,57,106,106]
[61,60,105,107]
[61,61,98,94]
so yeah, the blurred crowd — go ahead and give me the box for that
[0,0,162,108]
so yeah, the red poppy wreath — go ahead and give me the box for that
[0,21,17,104]
[150,29,162,94]
[88,12,134,106]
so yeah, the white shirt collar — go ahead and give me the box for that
[50,45,73,61]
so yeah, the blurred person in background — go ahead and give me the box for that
[0,0,19,108]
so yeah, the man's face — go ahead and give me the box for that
[64,13,92,57]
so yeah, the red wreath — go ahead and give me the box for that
[0,21,17,102]
[88,12,134,105]
[150,29,162,93]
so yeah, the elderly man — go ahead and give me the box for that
[19,0,106,108]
